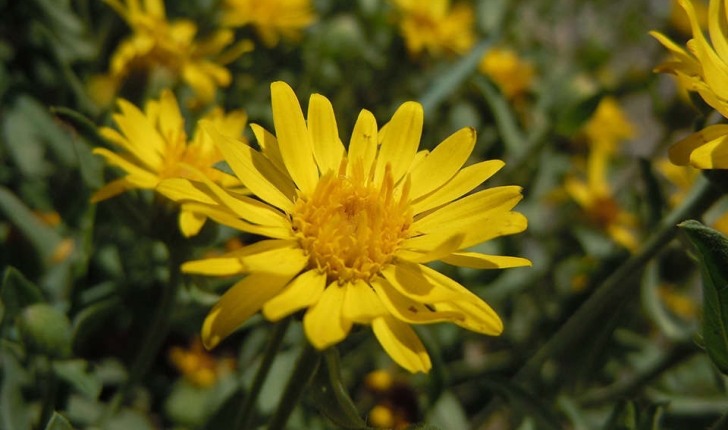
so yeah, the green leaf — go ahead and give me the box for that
[0,187,64,266]
[602,400,637,430]
[427,391,468,430]
[71,296,121,353]
[679,220,728,375]
[403,425,442,430]
[473,75,527,158]
[0,266,44,327]
[52,359,102,399]
[43,412,74,430]
[18,303,72,358]
[478,377,565,430]
[307,348,371,430]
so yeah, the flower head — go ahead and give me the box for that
[651,0,728,168]
[220,0,316,47]
[478,48,535,100]
[564,149,639,251]
[391,0,476,57]
[169,336,235,387]
[160,81,530,373]
[93,0,252,105]
[581,97,636,154]
[92,89,248,237]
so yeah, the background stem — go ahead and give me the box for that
[267,342,322,430]
[234,317,291,430]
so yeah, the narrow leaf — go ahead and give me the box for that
[679,220,728,375]
[44,412,74,430]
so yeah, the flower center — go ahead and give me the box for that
[291,160,413,284]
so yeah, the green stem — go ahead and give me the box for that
[513,176,721,385]
[38,357,58,428]
[233,318,291,430]
[709,411,728,430]
[267,342,322,430]
[104,246,184,419]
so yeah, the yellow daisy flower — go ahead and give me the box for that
[158,81,530,373]
[564,149,639,251]
[220,0,316,47]
[581,97,637,154]
[651,0,728,168]
[92,89,248,237]
[478,48,535,100]
[391,0,476,57]
[93,0,252,105]
[169,336,235,387]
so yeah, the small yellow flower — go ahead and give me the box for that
[92,90,248,237]
[158,81,530,373]
[652,0,728,169]
[478,48,535,100]
[95,0,252,105]
[564,149,639,251]
[169,336,235,387]
[581,97,637,154]
[221,0,316,47]
[391,0,476,57]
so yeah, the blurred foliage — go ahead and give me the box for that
[2,0,728,429]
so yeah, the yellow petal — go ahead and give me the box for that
[708,0,728,61]
[441,252,532,269]
[179,201,294,239]
[204,123,296,212]
[202,271,299,349]
[347,109,378,179]
[380,261,460,302]
[372,316,431,373]
[113,99,165,169]
[668,124,728,165]
[271,81,319,195]
[92,148,159,187]
[175,164,290,228]
[411,159,505,214]
[689,134,728,168]
[413,185,523,233]
[308,94,345,175]
[341,279,389,324]
[179,209,207,237]
[374,102,423,186]
[90,177,137,203]
[408,127,476,200]
[371,277,462,324]
[156,178,218,205]
[158,89,185,142]
[262,269,327,321]
[182,256,246,276]
[250,123,290,179]
[683,0,728,101]
[238,246,308,273]
[404,211,528,251]
[436,300,503,335]
[395,234,464,263]
[303,283,352,350]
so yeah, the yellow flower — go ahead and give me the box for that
[169,336,235,387]
[159,81,530,373]
[478,48,535,100]
[564,149,639,251]
[581,97,637,154]
[95,0,252,105]
[652,0,728,168]
[220,0,316,47]
[391,0,476,57]
[92,89,248,237]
